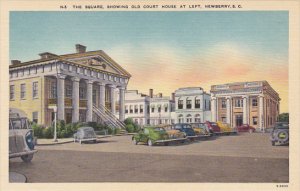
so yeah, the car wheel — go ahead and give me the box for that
[147,139,153,146]
[249,129,254,133]
[21,154,33,163]
[133,139,138,145]
[271,141,276,146]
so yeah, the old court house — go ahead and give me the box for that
[9,44,131,126]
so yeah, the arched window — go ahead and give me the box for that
[186,114,192,123]
[195,114,201,123]
[178,114,184,123]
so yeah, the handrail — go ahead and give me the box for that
[93,104,126,129]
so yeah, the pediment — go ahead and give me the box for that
[70,56,122,75]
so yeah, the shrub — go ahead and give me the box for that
[43,127,53,139]
[125,124,135,133]
[32,123,44,138]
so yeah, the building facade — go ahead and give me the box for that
[210,81,280,130]
[174,87,211,123]
[9,44,131,126]
[124,89,175,126]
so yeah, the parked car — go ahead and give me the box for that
[74,127,97,144]
[205,121,221,134]
[237,124,256,133]
[9,108,37,162]
[190,123,211,136]
[172,123,197,138]
[161,125,187,139]
[216,121,237,135]
[270,122,289,146]
[132,127,186,146]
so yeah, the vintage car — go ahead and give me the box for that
[9,108,37,162]
[190,123,211,136]
[237,124,256,133]
[73,127,97,144]
[172,123,197,139]
[216,121,237,134]
[270,122,289,146]
[162,125,186,139]
[205,121,222,134]
[132,127,187,146]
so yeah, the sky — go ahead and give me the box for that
[10,11,289,112]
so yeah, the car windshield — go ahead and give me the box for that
[275,123,289,129]
[182,124,192,129]
[9,118,29,129]
[210,122,217,126]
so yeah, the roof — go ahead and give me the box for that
[9,50,131,78]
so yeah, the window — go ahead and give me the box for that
[178,114,184,123]
[32,82,38,98]
[151,107,155,113]
[134,105,138,113]
[147,105,150,114]
[186,114,192,123]
[234,99,243,108]
[252,98,258,107]
[10,85,15,100]
[164,106,168,112]
[66,84,72,98]
[195,99,200,108]
[50,82,57,98]
[79,87,85,99]
[195,114,201,122]
[221,99,226,108]
[20,84,26,99]
[178,100,183,109]
[32,112,38,124]
[140,105,143,113]
[186,100,192,109]
[221,117,226,123]
[158,106,161,113]
[92,89,97,104]
[125,106,128,114]
[252,117,258,125]
[129,105,133,113]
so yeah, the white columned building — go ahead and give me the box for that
[9,44,131,126]
[210,81,280,130]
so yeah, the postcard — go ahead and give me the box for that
[0,0,299,191]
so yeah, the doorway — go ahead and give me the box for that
[235,114,243,126]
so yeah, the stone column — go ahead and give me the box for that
[243,96,249,124]
[226,96,231,125]
[98,82,106,109]
[259,95,264,131]
[57,74,66,121]
[86,80,93,122]
[71,77,80,123]
[119,87,125,121]
[109,85,116,114]
[211,97,217,122]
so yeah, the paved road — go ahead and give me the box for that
[9,133,289,182]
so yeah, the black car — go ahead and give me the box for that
[172,123,197,138]
[270,122,289,146]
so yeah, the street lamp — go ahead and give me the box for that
[49,105,58,142]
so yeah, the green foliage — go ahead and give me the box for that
[43,126,54,139]
[278,113,289,122]
[124,118,141,133]
[125,124,135,133]
[31,123,44,138]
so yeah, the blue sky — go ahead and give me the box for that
[10,11,289,112]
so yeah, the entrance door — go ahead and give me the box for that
[235,114,243,127]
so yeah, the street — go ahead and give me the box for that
[9,133,289,182]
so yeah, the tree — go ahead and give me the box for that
[278,113,289,122]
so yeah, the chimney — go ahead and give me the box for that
[39,52,57,59]
[11,60,21,65]
[158,93,163,98]
[149,89,153,98]
[76,44,86,53]
[171,93,175,101]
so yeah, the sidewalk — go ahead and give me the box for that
[36,135,115,146]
